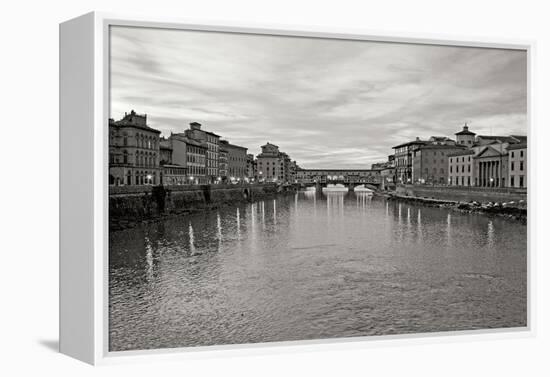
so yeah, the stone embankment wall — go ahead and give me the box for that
[395,184,527,204]
[109,184,292,230]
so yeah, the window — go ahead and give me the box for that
[520,161,524,171]
[511,151,515,158]
[511,176,515,187]
[511,162,515,171]
[123,150,128,164]
[520,150,524,158]
[461,165,464,173]
[519,175,524,188]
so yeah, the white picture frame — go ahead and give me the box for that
[59,11,535,365]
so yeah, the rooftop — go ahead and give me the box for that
[476,135,518,143]
[455,124,476,136]
[448,149,476,157]
[110,110,161,134]
[507,142,528,150]
[392,139,427,149]
[417,144,465,150]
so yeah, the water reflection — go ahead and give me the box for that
[188,222,196,255]
[109,194,527,351]
[487,220,495,248]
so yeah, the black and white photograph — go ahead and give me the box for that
[107,25,527,352]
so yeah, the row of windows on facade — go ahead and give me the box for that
[187,154,205,164]
[206,135,218,144]
[258,161,283,165]
[123,170,157,185]
[510,175,525,188]
[451,175,525,188]
[228,167,247,175]
[449,161,524,173]
[450,156,471,163]
[450,165,470,173]
[164,167,186,175]
[419,168,446,175]
[188,165,206,176]
[110,151,157,167]
[511,150,525,158]
[188,146,205,155]
[112,132,158,149]
[511,161,524,171]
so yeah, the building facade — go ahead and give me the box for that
[412,144,465,184]
[109,110,161,186]
[455,124,476,146]
[223,141,248,181]
[392,138,426,184]
[446,124,527,188]
[448,149,475,186]
[474,144,509,188]
[170,133,207,184]
[185,122,220,183]
[246,154,257,181]
[159,137,187,185]
[508,143,527,188]
[218,143,229,182]
[256,143,284,182]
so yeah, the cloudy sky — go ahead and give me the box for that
[110,26,527,169]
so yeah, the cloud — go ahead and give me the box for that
[110,26,527,169]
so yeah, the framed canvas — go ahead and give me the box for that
[60,12,534,365]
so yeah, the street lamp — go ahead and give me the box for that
[189,176,194,185]
[146,174,152,185]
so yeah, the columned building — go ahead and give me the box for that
[476,151,508,187]
[108,110,161,186]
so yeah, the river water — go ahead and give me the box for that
[109,191,527,351]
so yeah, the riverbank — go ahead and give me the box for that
[383,192,527,222]
[109,183,297,231]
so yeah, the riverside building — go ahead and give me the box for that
[108,110,161,186]
[185,122,220,183]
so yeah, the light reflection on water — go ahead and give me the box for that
[109,192,527,351]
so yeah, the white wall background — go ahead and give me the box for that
[1,0,548,375]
